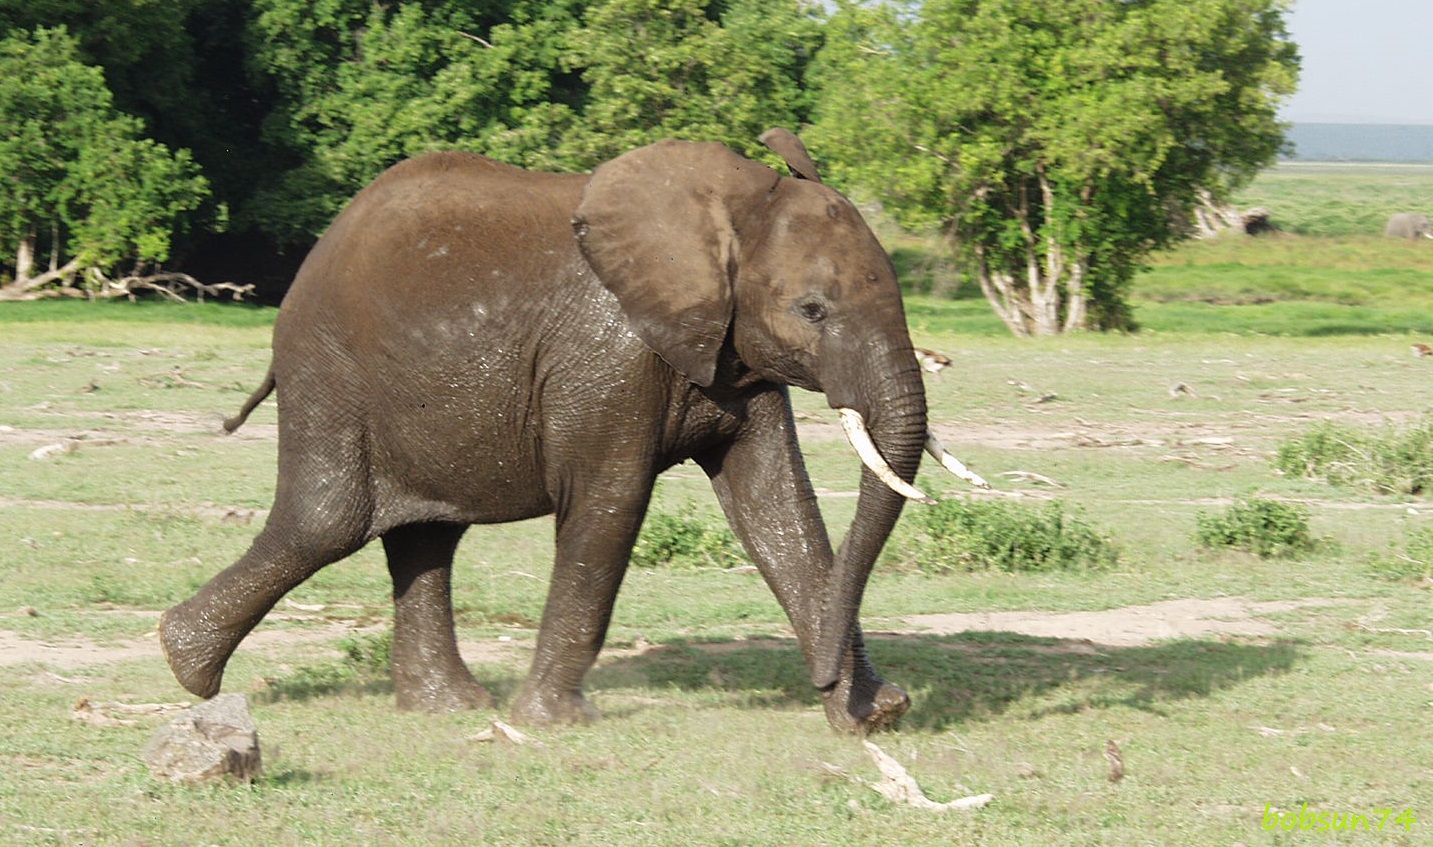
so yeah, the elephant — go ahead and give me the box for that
[159,129,976,734]
[1384,212,1432,240]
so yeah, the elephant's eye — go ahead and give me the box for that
[796,299,827,324]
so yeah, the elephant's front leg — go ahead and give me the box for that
[510,488,648,726]
[697,392,910,733]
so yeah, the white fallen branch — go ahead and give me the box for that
[28,442,77,461]
[998,470,1066,488]
[282,599,327,612]
[469,719,544,747]
[1357,623,1433,641]
[0,266,253,303]
[71,698,191,728]
[862,741,993,812]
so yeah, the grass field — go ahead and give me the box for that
[2,165,1431,845]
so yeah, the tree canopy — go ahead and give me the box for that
[0,26,210,299]
[0,0,1298,319]
[812,0,1299,335]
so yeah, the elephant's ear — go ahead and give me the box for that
[573,139,779,387]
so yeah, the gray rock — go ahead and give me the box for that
[142,693,262,784]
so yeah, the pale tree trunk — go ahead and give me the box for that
[14,227,36,284]
[1061,259,1088,332]
[971,172,1089,337]
[974,244,1032,338]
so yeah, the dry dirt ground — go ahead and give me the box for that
[0,597,1342,672]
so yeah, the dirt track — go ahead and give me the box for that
[0,596,1351,671]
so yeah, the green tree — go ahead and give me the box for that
[560,0,822,167]
[3,2,296,261]
[811,0,1299,335]
[0,27,210,298]
[245,0,820,241]
[0,0,204,133]
[246,0,588,242]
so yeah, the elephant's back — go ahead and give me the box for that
[280,151,592,332]
[313,151,587,277]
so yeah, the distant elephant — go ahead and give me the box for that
[159,130,976,734]
[1384,212,1432,240]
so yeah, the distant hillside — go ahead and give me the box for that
[1283,123,1433,163]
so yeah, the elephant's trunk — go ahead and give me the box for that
[812,347,928,690]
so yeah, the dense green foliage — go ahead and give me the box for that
[631,500,750,569]
[1195,495,1315,558]
[0,0,1296,314]
[811,0,1298,335]
[894,496,1118,573]
[0,27,209,288]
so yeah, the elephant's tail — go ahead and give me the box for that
[222,365,276,433]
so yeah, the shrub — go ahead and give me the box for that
[1195,495,1316,558]
[1273,415,1433,495]
[340,630,393,675]
[258,630,393,703]
[631,501,749,570]
[897,496,1118,574]
[1369,524,1433,583]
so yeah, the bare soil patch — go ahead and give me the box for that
[889,597,1347,646]
[0,597,1361,671]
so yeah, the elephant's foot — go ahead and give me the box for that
[510,681,600,727]
[158,604,246,699]
[821,672,910,735]
[393,664,494,713]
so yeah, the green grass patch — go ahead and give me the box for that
[631,499,749,570]
[0,297,277,328]
[1232,162,1433,237]
[1369,523,1433,584]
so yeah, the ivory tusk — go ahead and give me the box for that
[838,408,936,505]
[925,433,991,489]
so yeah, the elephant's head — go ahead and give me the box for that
[573,131,965,690]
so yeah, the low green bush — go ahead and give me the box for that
[1369,524,1433,583]
[256,630,394,702]
[895,496,1118,574]
[631,501,749,570]
[340,630,393,675]
[1195,495,1316,559]
[1273,415,1433,495]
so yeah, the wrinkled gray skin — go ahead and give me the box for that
[160,131,926,733]
[1384,212,1433,240]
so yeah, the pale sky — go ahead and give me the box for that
[1281,0,1433,125]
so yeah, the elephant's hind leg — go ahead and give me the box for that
[160,524,366,699]
[383,522,493,712]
